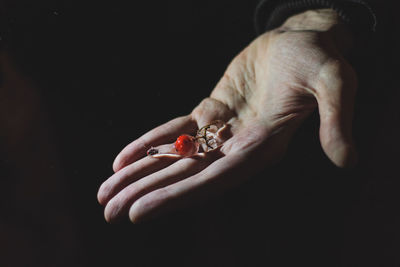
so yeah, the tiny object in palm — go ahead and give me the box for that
[147,120,227,158]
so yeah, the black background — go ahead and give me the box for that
[1,0,399,266]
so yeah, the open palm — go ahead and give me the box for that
[98,24,357,223]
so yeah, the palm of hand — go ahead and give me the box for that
[98,30,357,223]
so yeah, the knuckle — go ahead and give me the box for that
[191,97,217,119]
[317,59,358,95]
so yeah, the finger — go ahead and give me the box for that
[316,60,358,167]
[105,152,220,223]
[191,97,235,129]
[129,153,251,223]
[98,155,179,205]
[113,115,196,172]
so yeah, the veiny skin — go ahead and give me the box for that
[98,9,357,223]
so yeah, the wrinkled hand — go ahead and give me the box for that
[98,9,357,223]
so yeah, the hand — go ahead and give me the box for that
[98,9,357,223]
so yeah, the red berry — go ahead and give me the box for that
[175,135,196,156]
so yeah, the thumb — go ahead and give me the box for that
[316,60,358,167]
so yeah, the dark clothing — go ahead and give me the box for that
[255,0,377,34]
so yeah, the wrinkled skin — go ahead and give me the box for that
[98,10,357,223]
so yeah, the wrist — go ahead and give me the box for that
[279,9,354,53]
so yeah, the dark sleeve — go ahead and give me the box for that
[254,0,377,35]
